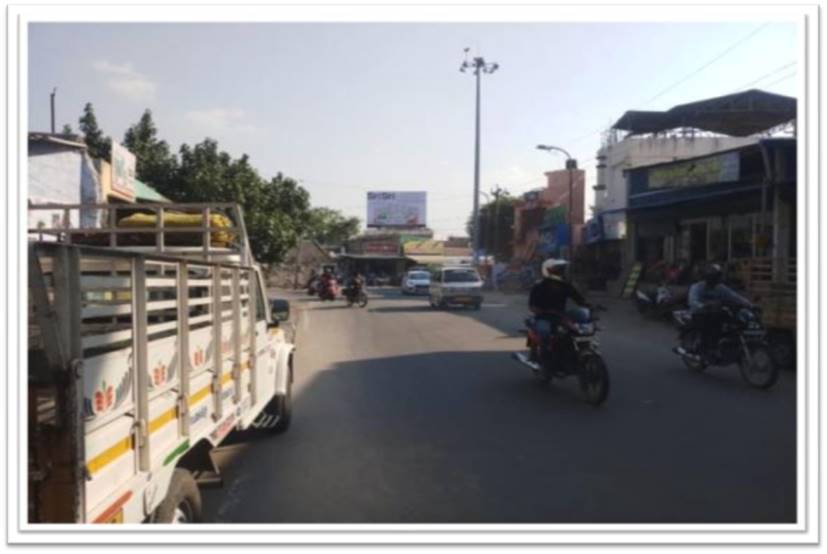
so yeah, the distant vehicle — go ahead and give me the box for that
[401,270,431,295]
[429,267,483,310]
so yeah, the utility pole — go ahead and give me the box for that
[460,49,498,267]
[50,87,57,134]
[491,185,505,262]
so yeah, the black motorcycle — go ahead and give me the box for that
[344,281,368,308]
[672,303,779,389]
[512,306,610,406]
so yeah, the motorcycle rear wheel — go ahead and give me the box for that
[357,292,368,308]
[578,353,610,406]
[738,345,779,389]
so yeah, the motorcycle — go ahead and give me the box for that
[672,303,779,389]
[307,277,320,296]
[343,281,369,308]
[512,306,610,406]
[318,278,339,301]
[634,283,686,320]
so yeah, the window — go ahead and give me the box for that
[443,269,480,283]
[255,274,267,322]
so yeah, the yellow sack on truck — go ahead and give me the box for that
[117,211,235,247]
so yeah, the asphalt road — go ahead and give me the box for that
[201,287,796,523]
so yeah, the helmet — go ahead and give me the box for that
[541,258,569,278]
[704,263,723,286]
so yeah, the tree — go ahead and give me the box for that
[61,124,73,135]
[171,139,311,265]
[305,207,361,246]
[466,188,515,261]
[78,102,111,160]
[122,109,178,192]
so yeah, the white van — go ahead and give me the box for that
[428,266,484,310]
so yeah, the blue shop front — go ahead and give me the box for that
[624,139,796,271]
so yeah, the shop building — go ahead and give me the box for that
[626,138,796,272]
[581,89,795,287]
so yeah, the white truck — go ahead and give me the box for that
[27,202,295,523]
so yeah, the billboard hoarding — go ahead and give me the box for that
[367,191,426,228]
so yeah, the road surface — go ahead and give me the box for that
[201,287,796,523]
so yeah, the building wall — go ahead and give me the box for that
[28,143,102,230]
[594,135,758,239]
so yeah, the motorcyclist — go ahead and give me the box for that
[345,272,365,297]
[688,263,755,353]
[528,258,590,364]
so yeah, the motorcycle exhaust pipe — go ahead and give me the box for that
[512,352,541,372]
[673,346,702,362]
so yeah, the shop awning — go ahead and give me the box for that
[134,179,171,203]
[405,254,472,266]
[628,183,765,211]
[613,89,796,137]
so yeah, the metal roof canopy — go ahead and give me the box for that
[612,89,796,137]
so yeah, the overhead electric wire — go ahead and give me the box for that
[735,60,796,91]
[644,22,770,105]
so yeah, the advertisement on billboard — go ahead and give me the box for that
[367,191,427,228]
[110,141,136,202]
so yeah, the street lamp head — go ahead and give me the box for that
[536,144,550,151]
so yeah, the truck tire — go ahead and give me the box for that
[260,363,293,434]
[152,469,202,523]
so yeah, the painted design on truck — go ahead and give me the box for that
[151,362,167,387]
[84,357,133,419]
[192,345,206,368]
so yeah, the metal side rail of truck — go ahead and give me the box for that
[27,202,295,524]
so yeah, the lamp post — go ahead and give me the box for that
[536,144,578,259]
[461,51,499,266]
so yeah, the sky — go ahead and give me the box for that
[28,21,798,238]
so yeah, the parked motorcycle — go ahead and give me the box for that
[512,306,610,406]
[634,284,686,320]
[672,303,779,389]
[344,281,369,308]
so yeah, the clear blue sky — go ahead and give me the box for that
[28,22,797,238]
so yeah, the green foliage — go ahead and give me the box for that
[78,104,357,265]
[78,103,111,160]
[305,207,361,246]
[466,191,516,261]
[122,109,178,193]
[170,139,311,264]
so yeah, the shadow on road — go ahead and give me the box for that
[203,345,796,524]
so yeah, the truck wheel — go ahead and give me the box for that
[152,469,202,523]
[259,364,293,434]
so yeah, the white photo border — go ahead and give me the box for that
[5,0,820,545]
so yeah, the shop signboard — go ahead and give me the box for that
[648,151,739,190]
[367,191,427,228]
[110,141,136,202]
[363,239,400,255]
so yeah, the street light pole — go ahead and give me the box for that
[537,144,578,259]
[461,51,498,267]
